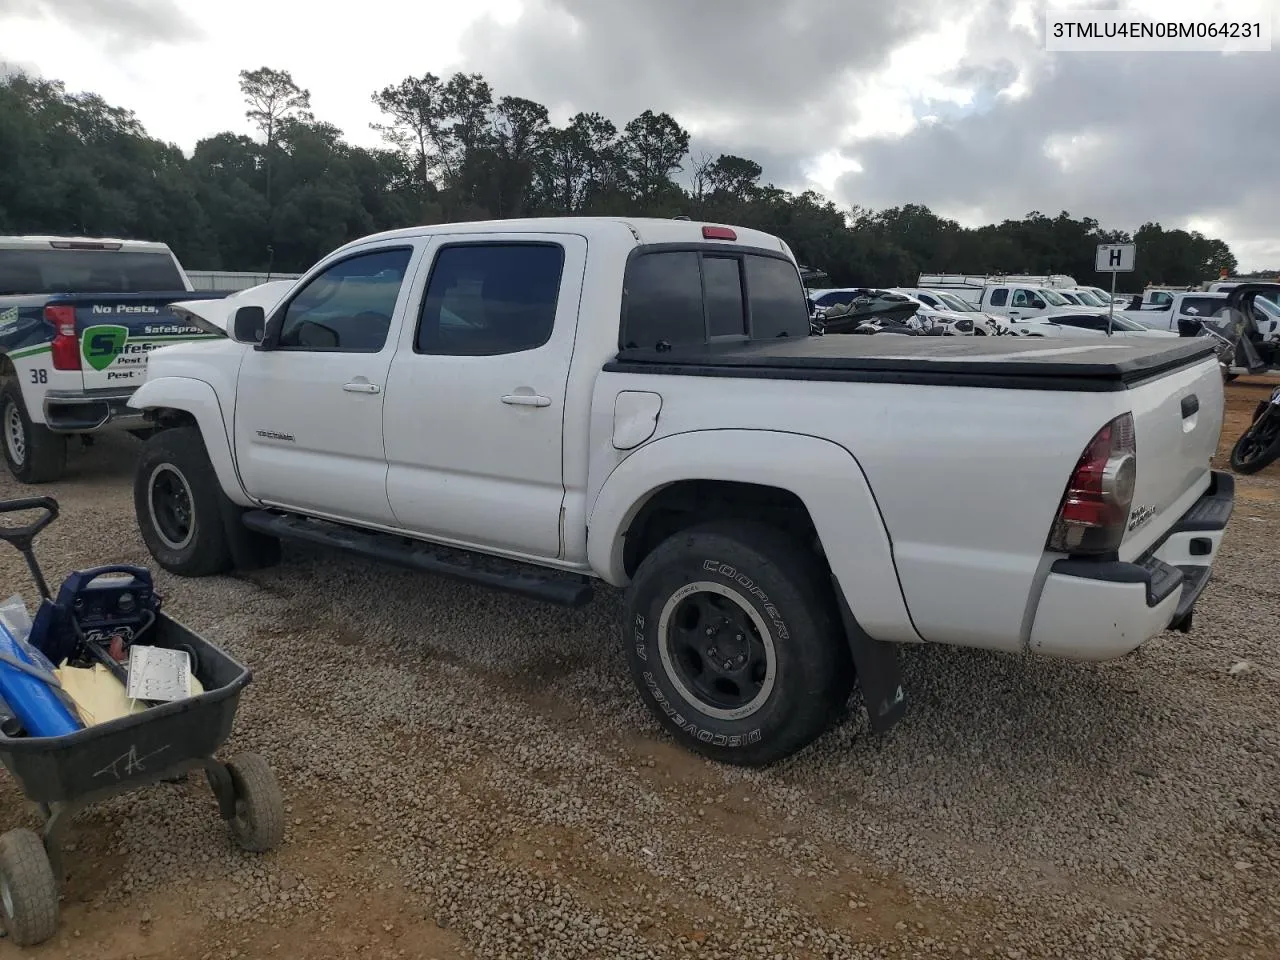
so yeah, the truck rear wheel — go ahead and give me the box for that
[0,381,67,484]
[134,426,233,576]
[622,520,853,767]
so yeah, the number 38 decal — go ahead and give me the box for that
[29,369,47,384]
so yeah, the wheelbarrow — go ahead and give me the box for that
[0,496,284,946]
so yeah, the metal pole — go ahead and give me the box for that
[1107,268,1116,336]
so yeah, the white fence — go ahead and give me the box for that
[186,270,302,293]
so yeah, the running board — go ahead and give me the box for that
[241,510,596,608]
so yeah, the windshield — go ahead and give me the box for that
[1254,297,1280,318]
[1073,290,1105,306]
[931,291,979,312]
[1104,314,1147,331]
[1039,288,1070,306]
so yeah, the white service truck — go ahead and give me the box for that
[0,236,223,482]
[125,217,1235,766]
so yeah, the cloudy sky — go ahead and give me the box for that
[1,0,1277,268]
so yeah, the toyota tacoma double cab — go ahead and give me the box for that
[0,236,224,482]
[124,217,1234,766]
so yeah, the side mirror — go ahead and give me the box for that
[1031,297,1046,309]
[232,306,266,344]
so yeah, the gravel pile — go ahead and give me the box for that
[0,436,1275,960]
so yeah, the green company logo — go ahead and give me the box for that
[81,324,129,371]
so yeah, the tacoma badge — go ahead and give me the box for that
[1128,504,1157,532]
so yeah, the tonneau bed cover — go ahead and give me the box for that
[605,336,1219,392]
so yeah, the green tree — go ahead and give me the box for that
[238,66,312,208]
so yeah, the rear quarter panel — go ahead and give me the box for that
[587,368,1134,653]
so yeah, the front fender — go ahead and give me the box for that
[128,377,253,507]
[587,429,922,644]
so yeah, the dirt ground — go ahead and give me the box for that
[0,378,1276,960]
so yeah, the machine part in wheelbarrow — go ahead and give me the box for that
[225,753,285,853]
[0,828,59,946]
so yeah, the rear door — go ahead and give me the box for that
[382,233,587,559]
[984,286,1011,315]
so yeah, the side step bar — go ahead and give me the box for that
[241,510,596,608]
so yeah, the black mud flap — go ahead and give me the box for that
[218,496,281,572]
[830,574,907,733]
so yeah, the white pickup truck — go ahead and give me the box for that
[125,217,1235,766]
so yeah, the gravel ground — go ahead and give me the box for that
[0,380,1276,960]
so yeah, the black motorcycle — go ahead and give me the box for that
[1230,384,1280,474]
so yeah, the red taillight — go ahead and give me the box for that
[45,305,80,370]
[702,225,737,241]
[1047,413,1136,555]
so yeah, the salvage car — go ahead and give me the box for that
[124,217,1234,766]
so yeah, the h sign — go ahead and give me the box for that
[1095,243,1136,273]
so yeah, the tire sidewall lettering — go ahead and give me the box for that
[632,555,795,748]
[700,558,790,640]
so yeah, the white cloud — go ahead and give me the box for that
[2,0,1279,268]
[0,0,517,150]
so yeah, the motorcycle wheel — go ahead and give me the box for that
[1229,407,1280,474]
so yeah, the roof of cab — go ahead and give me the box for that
[0,235,173,252]
[332,216,790,259]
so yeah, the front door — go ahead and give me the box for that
[382,233,587,559]
[233,244,421,526]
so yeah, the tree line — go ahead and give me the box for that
[0,66,1241,288]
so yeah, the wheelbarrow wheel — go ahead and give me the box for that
[0,828,59,946]
[225,753,285,853]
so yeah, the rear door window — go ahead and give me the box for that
[988,288,1008,306]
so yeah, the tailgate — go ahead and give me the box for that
[1119,354,1224,560]
[70,295,222,391]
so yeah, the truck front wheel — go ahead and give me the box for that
[622,520,854,767]
[134,426,233,576]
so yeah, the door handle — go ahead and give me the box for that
[501,394,550,407]
[343,382,381,394]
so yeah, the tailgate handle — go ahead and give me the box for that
[1181,394,1199,418]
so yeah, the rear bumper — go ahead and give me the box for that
[42,388,144,433]
[1029,471,1234,661]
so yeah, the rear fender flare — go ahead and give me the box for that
[587,429,922,644]
[128,376,253,507]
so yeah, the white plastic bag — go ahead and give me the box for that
[0,593,58,674]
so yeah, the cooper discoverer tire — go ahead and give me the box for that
[623,520,854,767]
[134,426,233,576]
[0,380,67,484]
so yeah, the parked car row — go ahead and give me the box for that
[806,281,1179,341]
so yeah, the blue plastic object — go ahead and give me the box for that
[0,617,81,737]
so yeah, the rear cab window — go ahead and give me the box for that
[620,245,810,349]
[1177,296,1226,318]
[0,248,185,295]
